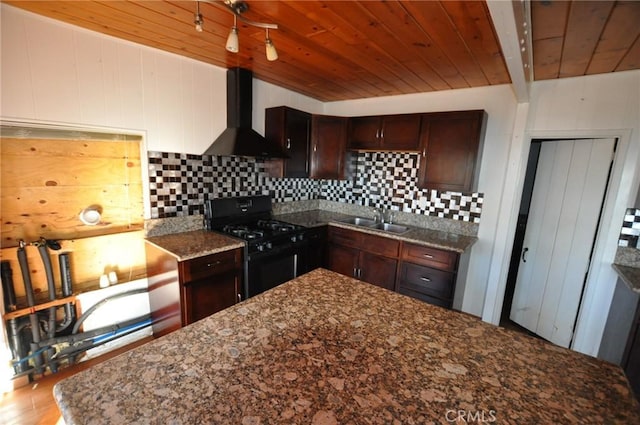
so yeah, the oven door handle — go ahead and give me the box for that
[247,242,306,262]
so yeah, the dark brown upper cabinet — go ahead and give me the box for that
[310,114,347,180]
[347,114,422,151]
[418,110,487,193]
[265,106,311,178]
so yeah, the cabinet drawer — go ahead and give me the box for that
[329,226,400,258]
[328,226,362,248]
[398,287,452,309]
[180,249,240,282]
[401,243,457,272]
[361,233,399,258]
[399,263,454,301]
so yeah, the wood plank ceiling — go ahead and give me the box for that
[4,1,640,102]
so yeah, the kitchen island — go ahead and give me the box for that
[54,269,639,424]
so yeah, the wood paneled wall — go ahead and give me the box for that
[0,136,146,299]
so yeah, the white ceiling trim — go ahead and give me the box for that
[486,0,531,102]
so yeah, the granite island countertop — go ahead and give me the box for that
[275,209,477,253]
[145,229,244,261]
[54,269,639,424]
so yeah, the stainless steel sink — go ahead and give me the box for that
[341,217,377,227]
[371,222,409,234]
[339,217,409,234]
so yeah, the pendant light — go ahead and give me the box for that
[226,15,239,53]
[194,1,204,32]
[265,28,278,61]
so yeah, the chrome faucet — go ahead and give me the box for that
[373,208,384,223]
[384,209,395,224]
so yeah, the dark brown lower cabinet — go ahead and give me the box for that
[327,225,461,309]
[327,226,399,291]
[398,243,459,309]
[146,243,242,337]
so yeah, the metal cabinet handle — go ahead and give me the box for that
[423,254,434,259]
[206,261,221,268]
[420,277,431,282]
[522,247,529,263]
[380,128,384,139]
[237,293,242,302]
[286,138,291,149]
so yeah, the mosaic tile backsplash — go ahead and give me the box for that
[619,208,640,248]
[148,151,484,222]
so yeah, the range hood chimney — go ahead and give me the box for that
[204,67,287,158]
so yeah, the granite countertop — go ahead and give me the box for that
[55,269,639,424]
[145,229,244,261]
[613,263,640,293]
[275,210,477,253]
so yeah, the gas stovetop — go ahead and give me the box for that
[220,219,305,243]
[204,196,307,253]
[222,219,301,240]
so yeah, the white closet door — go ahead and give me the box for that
[510,138,615,347]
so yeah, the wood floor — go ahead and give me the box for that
[0,337,153,425]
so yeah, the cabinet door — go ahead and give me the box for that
[418,110,486,192]
[182,272,240,324]
[348,116,382,150]
[265,107,311,178]
[359,252,397,291]
[179,248,242,325]
[381,114,422,151]
[305,226,328,271]
[310,115,347,179]
[327,243,359,278]
[284,108,311,178]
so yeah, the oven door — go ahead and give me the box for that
[246,241,308,298]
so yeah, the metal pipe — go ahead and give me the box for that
[56,252,76,335]
[35,239,57,338]
[71,288,149,334]
[17,240,44,374]
[1,260,17,311]
[35,238,59,372]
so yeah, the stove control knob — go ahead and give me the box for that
[266,242,272,250]
[290,235,297,243]
[256,244,265,252]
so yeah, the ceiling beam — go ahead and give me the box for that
[486,0,532,102]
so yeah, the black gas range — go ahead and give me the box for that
[204,195,309,299]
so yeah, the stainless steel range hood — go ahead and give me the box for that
[204,68,287,158]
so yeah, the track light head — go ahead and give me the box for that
[226,27,239,53]
[265,29,278,61]
[194,1,203,32]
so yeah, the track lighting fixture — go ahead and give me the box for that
[265,28,278,61]
[194,1,204,32]
[226,15,239,53]
[194,0,279,61]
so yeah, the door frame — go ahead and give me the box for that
[482,126,638,356]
